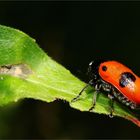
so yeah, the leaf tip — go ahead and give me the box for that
[126,116,140,127]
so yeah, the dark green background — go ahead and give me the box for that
[0,1,140,138]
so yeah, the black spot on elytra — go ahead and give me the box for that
[119,72,136,88]
[102,65,107,71]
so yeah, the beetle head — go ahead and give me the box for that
[87,59,106,80]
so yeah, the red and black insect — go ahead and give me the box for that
[72,60,140,117]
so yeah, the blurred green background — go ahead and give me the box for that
[0,1,140,138]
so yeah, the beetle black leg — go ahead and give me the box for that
[71,84,89,102]
[108,94,114,118]
[89,90,99,111]
[71,80,93,102]
[89,83,102,111]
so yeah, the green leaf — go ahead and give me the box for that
[0,24,139,127]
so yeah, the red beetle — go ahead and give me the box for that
[72,60,140,117]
